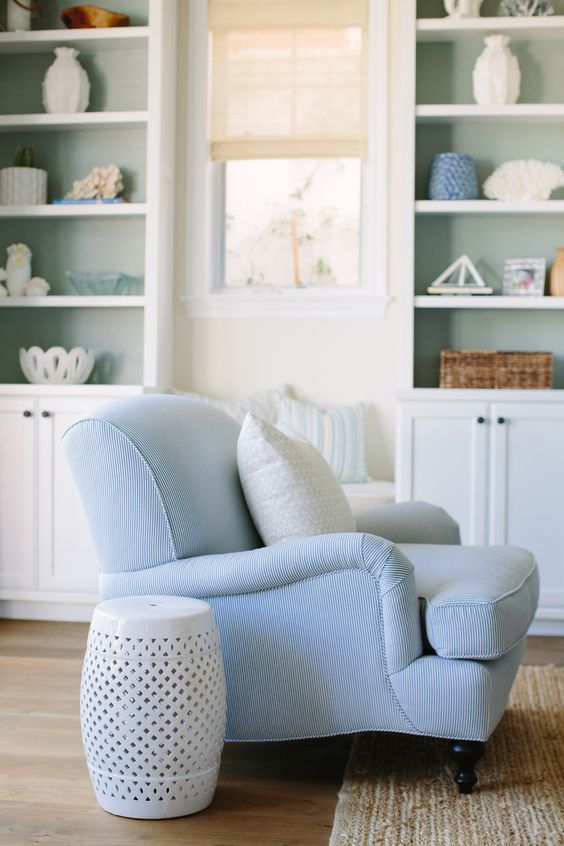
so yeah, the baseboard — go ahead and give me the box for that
[0,599,96,623]
[528,619,564,637]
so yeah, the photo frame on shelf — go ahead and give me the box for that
[502,258,546,296]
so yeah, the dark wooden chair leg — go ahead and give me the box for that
[448,740,485,794]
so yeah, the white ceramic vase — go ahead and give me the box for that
[444,0,484,16]
[0,167,47,205]
[6,0,31,31]
[42,47,90,114]
[473,35,521,106]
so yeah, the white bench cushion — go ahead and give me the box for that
[342,480,395,515]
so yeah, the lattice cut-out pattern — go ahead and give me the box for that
[80,624,227,819]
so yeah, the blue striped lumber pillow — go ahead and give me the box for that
[277,396,370,484]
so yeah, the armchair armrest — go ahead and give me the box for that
[355,501,461,545]
[100,531,423,676]
[102,531,402,597]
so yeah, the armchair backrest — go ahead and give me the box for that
[63,395,262,574]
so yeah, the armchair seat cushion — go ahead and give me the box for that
[399,544,539,661]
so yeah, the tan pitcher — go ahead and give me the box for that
[549,247,564,296]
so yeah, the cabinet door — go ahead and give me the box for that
[37,397,107,595]
[0,398,36,590]
[490,402,564,619]
[396,401,489,544]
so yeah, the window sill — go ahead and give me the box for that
[182,289,391,320]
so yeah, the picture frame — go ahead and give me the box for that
[502,258,546,297]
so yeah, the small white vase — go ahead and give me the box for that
[42,47,90,114]
[6,0,31,31]
[473,35,521,106]
[0,167,47,205]
[444,0,484,17]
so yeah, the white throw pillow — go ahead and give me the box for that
[237,413,355,546]
[277,396,370,483]
[172,385,288,425]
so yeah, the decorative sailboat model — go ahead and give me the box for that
[427,254,493,295]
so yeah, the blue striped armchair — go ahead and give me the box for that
[63,395,538,793]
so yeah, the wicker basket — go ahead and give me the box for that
[440,350,553,389]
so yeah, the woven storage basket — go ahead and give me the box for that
[440,350,552,389]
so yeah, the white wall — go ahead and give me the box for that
[172,1,406,481]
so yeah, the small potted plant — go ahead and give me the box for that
[0,146,47,206]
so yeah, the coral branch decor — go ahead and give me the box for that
[64,165,124,201]
[499,0,554,15]
[483,160,564,202]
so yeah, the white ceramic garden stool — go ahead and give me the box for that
[80,596,227,819]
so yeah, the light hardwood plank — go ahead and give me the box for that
[0,620,561,846]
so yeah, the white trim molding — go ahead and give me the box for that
[182,0,390,320]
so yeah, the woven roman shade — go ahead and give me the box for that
[209,0,368,161]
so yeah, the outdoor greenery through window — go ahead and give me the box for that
[224,158,361,288]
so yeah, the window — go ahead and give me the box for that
[224,158,361,288]
[184,0,388,318]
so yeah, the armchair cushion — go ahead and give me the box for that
[237,413,355,545]
[400,544,539,661]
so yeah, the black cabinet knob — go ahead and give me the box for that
[41,410,50,418]
[22,410,32,418]
[497,417,506,425]
[477,416,485,424]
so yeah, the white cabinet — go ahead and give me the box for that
[0,397,36,591]
[36,397,105,595]
[397,394,564,633]
[0,390,138,620]
[489,402,564,626]
[396,400,489,545]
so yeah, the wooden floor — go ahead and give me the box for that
[0,621,562,846]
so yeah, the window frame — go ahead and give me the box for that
[183,0,389,319]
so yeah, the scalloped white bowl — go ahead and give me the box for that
[19,346,95,385]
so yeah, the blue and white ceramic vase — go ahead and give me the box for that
[428,153,479,201]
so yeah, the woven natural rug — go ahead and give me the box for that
[329,665,564,846]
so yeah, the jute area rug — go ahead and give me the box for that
[329,666,564,846]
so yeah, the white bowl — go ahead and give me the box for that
[19,346,95,385]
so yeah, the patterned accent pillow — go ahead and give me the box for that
[277,396,370,483]
[237,413,355,546]
[172,385,288,425]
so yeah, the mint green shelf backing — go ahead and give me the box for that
[414,310,564,389]
[37,0,148,29]
[0,48,148,115]
[416,123,564,200]
[417,0,564,19]
[0,218,145,295]
[0,128,146,201]
[417,40,564,105]
[415,216,564,294]
[0,307,144,385]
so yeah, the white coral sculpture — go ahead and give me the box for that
[65,164,124,200]
[483,159,564,202]
[24,276,50,297]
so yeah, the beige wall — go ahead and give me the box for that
[172,1,404,481]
